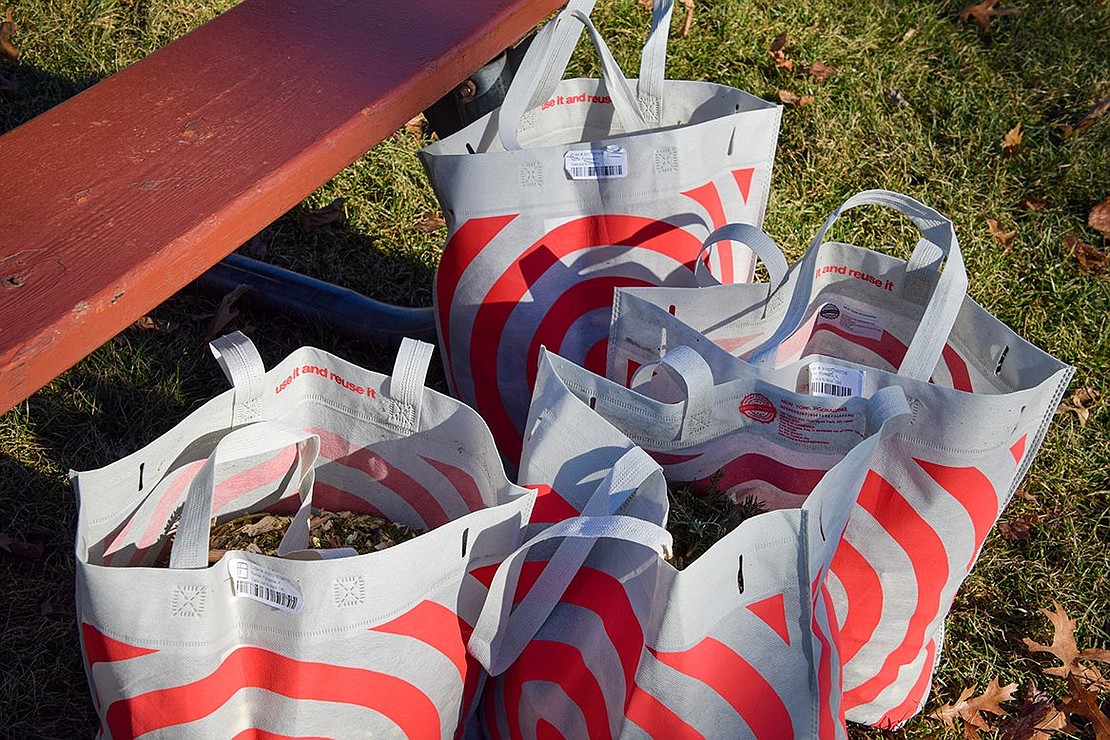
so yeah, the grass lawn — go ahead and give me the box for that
[1,0,1107,737]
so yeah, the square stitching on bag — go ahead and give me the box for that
[519,162,543,188]
[171,585,208,618]
[334,576,365,608]
[654,147,678,173]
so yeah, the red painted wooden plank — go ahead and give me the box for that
[0,0,561,415]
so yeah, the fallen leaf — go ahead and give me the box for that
[302,197,347,229]
[1065,236,1108,273]
[1088,196,1110,238]
[1055,386,1099,426]
[1002,122,1024,158]
[404,113,426,137]
[998,512,1038,541]
[416,211,446,232]
[960,0,1022,32]
[134,315,179,334]
[1021,195,1049,211]
[999,683,1075,740]
[1062,98,1110,138]
[678,0,695,37]
[777,90,814,108]
[807,60,836,82]
[769,33,794,71]
[1061,674,1110,739]
[0,8,18,61]
[0,532,44,559]
[886,88,911,109]
[901,27,919,43]
[1025,601,1109,690]
[988,218,1018,250]
[930,679,1019,738]
[206,283,252,341]
[637,0,651,9]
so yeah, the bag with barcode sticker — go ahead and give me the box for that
[70,333,538,739]
[605,190,1075,727]
[471,346,910,738]
[418,0,781,466]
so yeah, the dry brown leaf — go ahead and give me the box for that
[134,315,179,334]
[206,283,252,341]
[807,60,836,82]
[1088,196,1110,238]
[0,8,18,61]
[416,211,446,232]
[637,0,651,9]
[0,532,44,559]
[998,512,1038,541]
[778,90,814,108]
[302,197,347,229]
[769,32,794,71]
[1055,386,1099,427]
[1002,122,1024,158]
[988,218,1018,250]
[1025,600,1110,690]
[960,0,1022,32]
[1062,98,1110,138]
[1021,195,1049,211]
[1065,235,1109,273]
[931,679,1019,738]
[1061,674,1110,739]
[999,683,1075,740]
[678,0,695,37]
[404,113,426,137]
[900,28,919,43]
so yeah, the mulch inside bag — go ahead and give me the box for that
[666,474,767,569]
[156,510,422,566]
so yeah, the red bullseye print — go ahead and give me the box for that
[738,393,777,423]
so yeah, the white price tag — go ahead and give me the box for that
[806,362,865,398]
[564,145,628,180]
[227,557,303,613]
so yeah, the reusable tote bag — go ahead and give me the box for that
[606,191,1076,726]
[472,347,911,738]
[71,333,536,739]
[419,0,782,463]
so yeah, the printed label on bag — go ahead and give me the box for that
[775,398,865,446]
[564,145,628,180]
[815,302,884,340]
[227,558,303,613]
[804,362,865,398]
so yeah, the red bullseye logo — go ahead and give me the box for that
[738,393,776,424]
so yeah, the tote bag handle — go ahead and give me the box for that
[695,222,791,288]
[748,190,968,381]
[498,7,647,151]
[468,447,671,675]
[168,423,321,569]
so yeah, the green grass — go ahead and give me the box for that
[1,0,1108,737]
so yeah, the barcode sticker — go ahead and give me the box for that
[227,558,303,613]
[806,362,865,398]
[564,146,628,180]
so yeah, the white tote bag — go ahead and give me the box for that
[472,348,910,738]
[420,0,782,464]
[72,334,536,739]
[607,191,1075,726]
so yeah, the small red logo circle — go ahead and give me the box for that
[738,393,776,423]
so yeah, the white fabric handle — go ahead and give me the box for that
[469,448,668,675]
[210,331,266,425]
[168,424,320,569]
[498,7,647,151]
[382,337,434,431]
[629,344,716,438]
[695,222,790,288]
[749,190,968,381]
[636,0,674,122]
